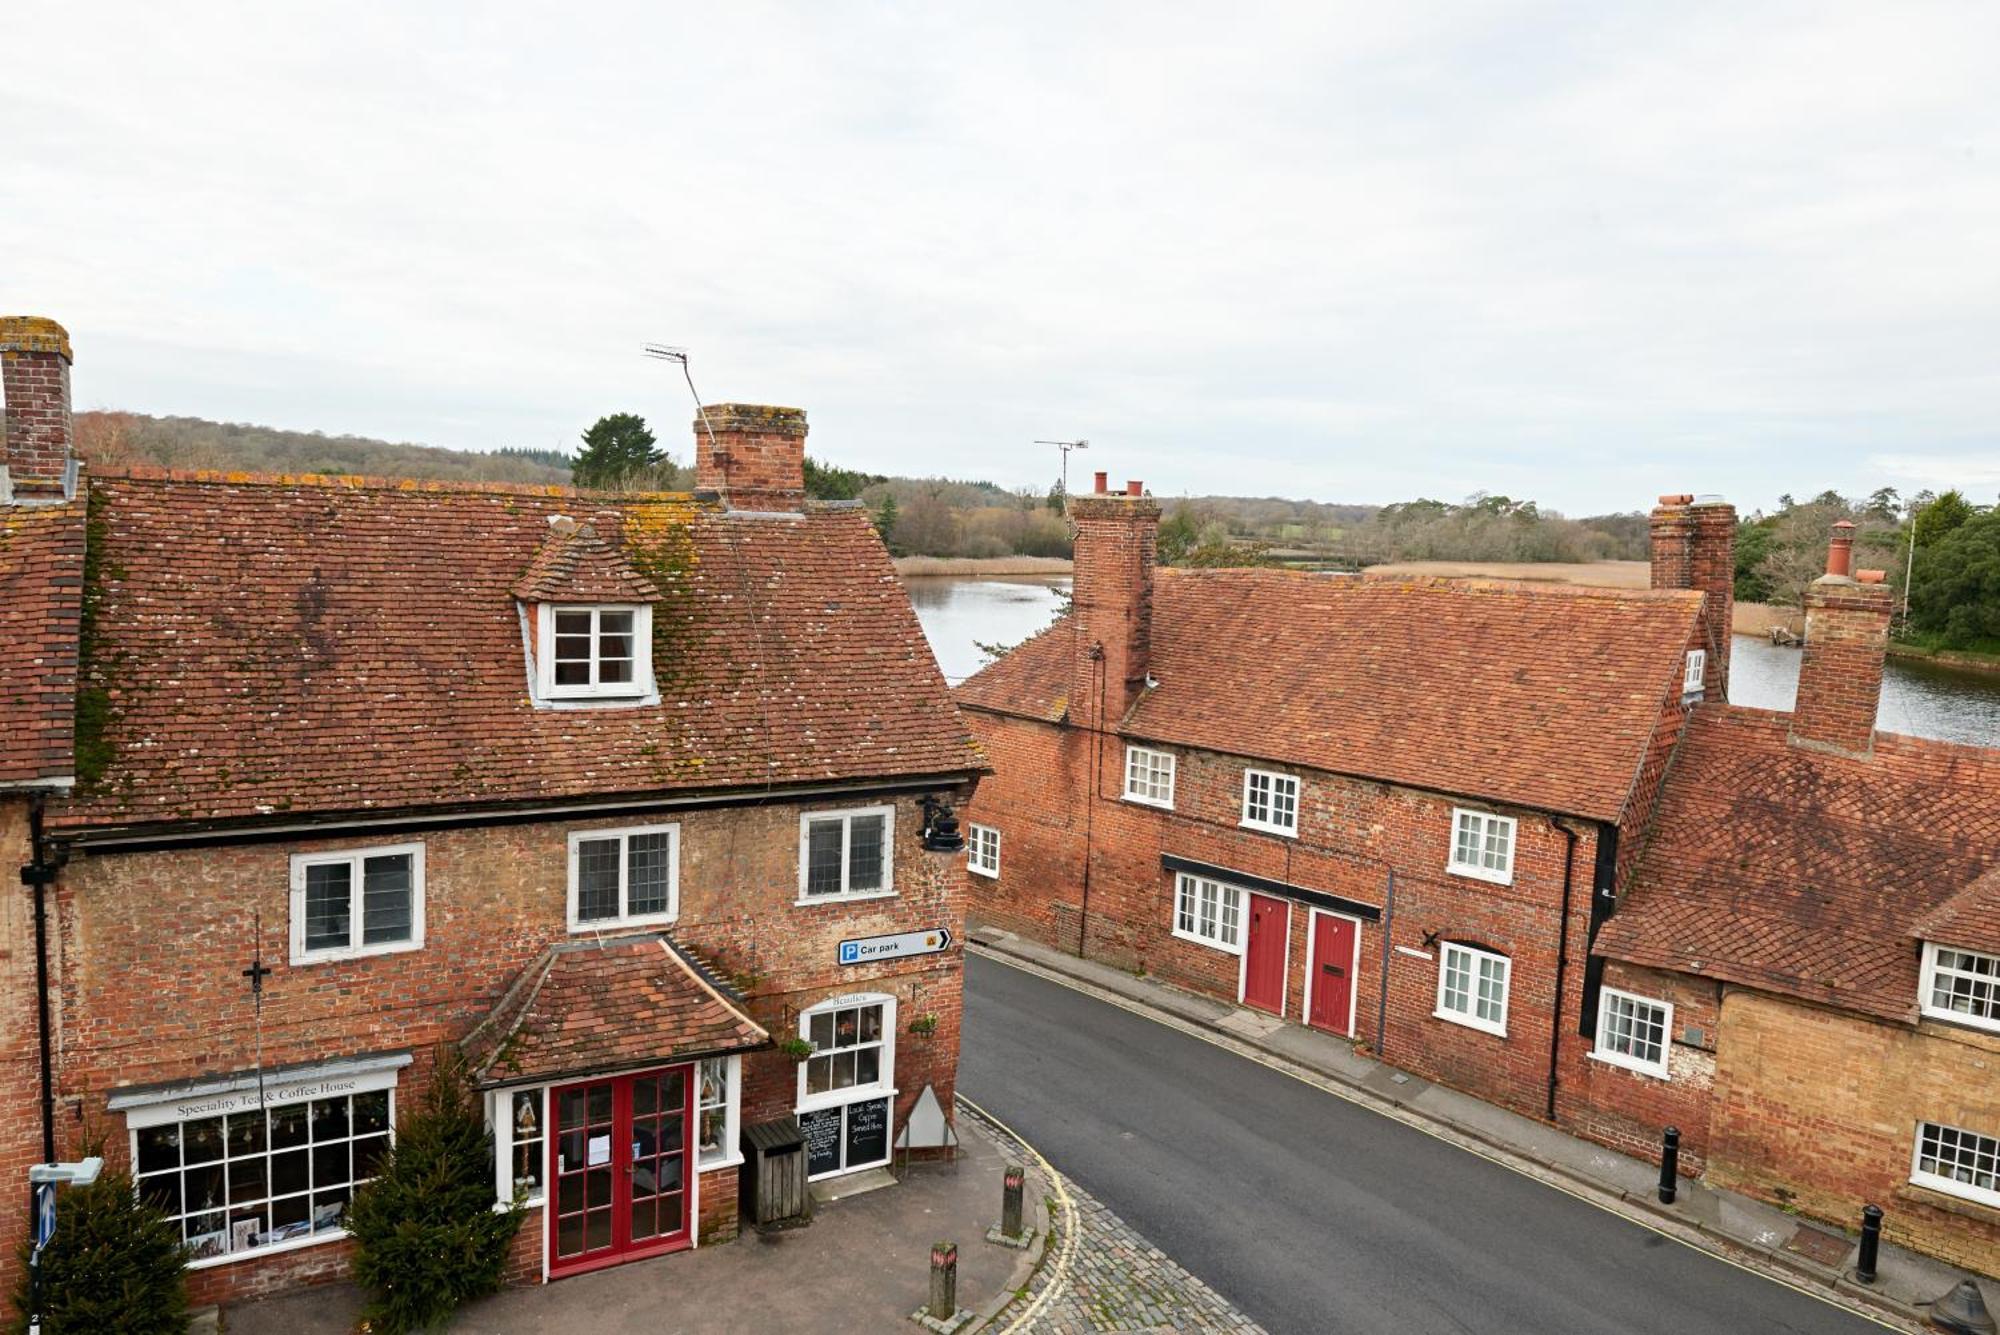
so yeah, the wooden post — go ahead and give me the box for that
[1002,1165,1025,1239]
[928,1241,958,1320]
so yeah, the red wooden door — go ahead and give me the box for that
[549,1065,693,1277]
[1243,893,1288,1014]
[1309,914,1358,1035]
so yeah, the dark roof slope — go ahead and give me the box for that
[1596,706,2000,1020]
[461,934,767,1087]
[1912,866,2000,957]
[0,501,85,787]
[958,569,1704,822]
[53,470,977,830]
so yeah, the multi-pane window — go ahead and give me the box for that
[568,824,679,930]
[1124,746,1176,808]
[134,1089,392,1263]
[967,824,1000,878]
[1449,809,1516,884]
[697,1057,740,1168]
[1912,1121,2000,1209]
[1437,942,1510,1036]
[1242,769,1300,834]
[1684,649,1707,695]
[804,1002,889,1097]
[1594,989,1673,1077]
[540,604,651,699]
[289,845,423,963]
[800,806,893,900]
[1173,874,1244,953]
[1921,944,2000,1032]
[507,1090,544,1198]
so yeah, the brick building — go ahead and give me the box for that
[0,317,983,1303]
[960,470,2000,1276]
[956,472,1729,1124]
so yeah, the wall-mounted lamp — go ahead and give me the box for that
[920,796,966,853]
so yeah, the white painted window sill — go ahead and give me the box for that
[1239,819,1298,838]
[794,889,899,908]
[1446,862,1513,887]
[185,1227,349,1271]
[1170,926,1242,956]
[700,1152,746,1173]
[1433,1007,1507,1039]
[1588,1049,1670,1081]
[968,864,999,880]
[1122,793,1174,811]
[568,911,678,936]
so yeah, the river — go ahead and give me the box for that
[906,575,2000,747]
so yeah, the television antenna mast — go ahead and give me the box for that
[643,343,716,453]
[1036,439,1088,505]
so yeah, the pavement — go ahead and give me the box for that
[964,933,1996,1335]
[222,1114,1046,1335]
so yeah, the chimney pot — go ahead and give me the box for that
[1825,520,1856,578]
[1658,493,1694,506]
[1857,569,1886,585]
[1125,480,1143,497]
[1093,471,1108,495]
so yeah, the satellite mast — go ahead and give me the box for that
[1035,439,1088,509]
[643,343,716,456]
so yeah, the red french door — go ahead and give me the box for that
[548,1066,693,1277]
[1242,893,1289,1015]
[1309,913,1359,1035]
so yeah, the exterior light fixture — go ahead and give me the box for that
[920,796,966,853]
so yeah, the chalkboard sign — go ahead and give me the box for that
[845,1098,889,1168]
[800,1107,842,1178]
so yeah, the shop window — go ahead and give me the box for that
[697,1056,741,1169]
[799,806,894,901]
[797,995,896,1180]
[568,824,679,931]
[132,1089,392,1265]
[289,844,424,963]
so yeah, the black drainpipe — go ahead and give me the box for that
[21,793,63,1167]
[1544,819,1579,1122]
[1075,642,1105,959]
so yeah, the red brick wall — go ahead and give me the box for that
[8,790,967,1303]
[1789,579,1893,757]
[1068,493,1160,731]
[1555,962,1720,1173]
[692,404,806,511]
[1,318,74,497]
[960,707,1608,1122]
[0,801,42,1298]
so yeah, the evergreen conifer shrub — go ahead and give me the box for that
[8,1167,188,1335]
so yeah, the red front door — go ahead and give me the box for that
[548,1066,693,1277]
[1243,893,1288,1014]
[1309,913,1358,1035]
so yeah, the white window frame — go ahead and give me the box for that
[1911,1119,2000,1210]
[1448,808,1516,885]
[796,993,898,1181]
[1683,648,1707,695]
[967,823,1000,879]
[797,804,897,904]
[1591,987,1674,1079]
[1123,745,1176,809]
[1172,873,1245,955]
[1435,941,1511,1037]
[1919,942,2000,1035]
[288,843,425,964]
[1240,768,1301,836]
[697,1055,743,1170]
[488,1085,551,1210]
[536,602,653,700]
[566,823,681,932]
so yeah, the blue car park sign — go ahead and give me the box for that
[32,1181,54,1256]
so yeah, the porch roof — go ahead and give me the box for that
[462,933,768,1088]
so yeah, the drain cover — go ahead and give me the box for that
[1782,1226,1852,1266]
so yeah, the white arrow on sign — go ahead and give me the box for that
[32,1182,54,1255]
[837,927,955,966]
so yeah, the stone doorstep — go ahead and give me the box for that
[968,936,1984,1334]
[810,1166,899,1206]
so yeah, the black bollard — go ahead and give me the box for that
[1658,1126,1680,1205]
[1856,1204,1882,1284]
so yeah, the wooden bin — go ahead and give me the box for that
[743,1116,810,1227]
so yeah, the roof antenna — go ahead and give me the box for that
[644,344,718,459]
[1036,438,1088,535]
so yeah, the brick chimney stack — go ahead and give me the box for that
[693,403,807,512]
[1649,492,1736,697]
[0,316,75,503]
[1069,473,1160,730]
[1788,521,1892,757]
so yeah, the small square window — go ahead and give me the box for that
[1593,988,1673,1077]
[967,824,1000,878]
[539,604,652,700]
[567,824,680,931]
[1448,809,1516,884]
[1436,942,1509,1036]
[798,806,897,902]
[1172,874,1243,954]
[1242,770,1300,835]
[290,845,425,964]
[1920,943,2000,1033]
[1124,747,1175,808]
[1683,649,1707,696]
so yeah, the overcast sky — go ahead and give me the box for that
[6,4,1997,514]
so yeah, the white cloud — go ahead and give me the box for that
[4,1,1998,513]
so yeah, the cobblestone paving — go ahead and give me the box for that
[967,1105,1264,1334]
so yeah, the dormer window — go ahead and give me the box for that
[536,603,653,700]
[1683,649,1706,698]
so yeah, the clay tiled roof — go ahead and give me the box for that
[51,471,978,830]
[1909,864,2000,958]
[958,569,1704,822]
[1596,707,2000,1020]
[461,934,768,1087]
[0,500,85,787]
[510,516,659,603]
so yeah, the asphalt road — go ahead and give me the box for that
[961,953,1887,1335]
